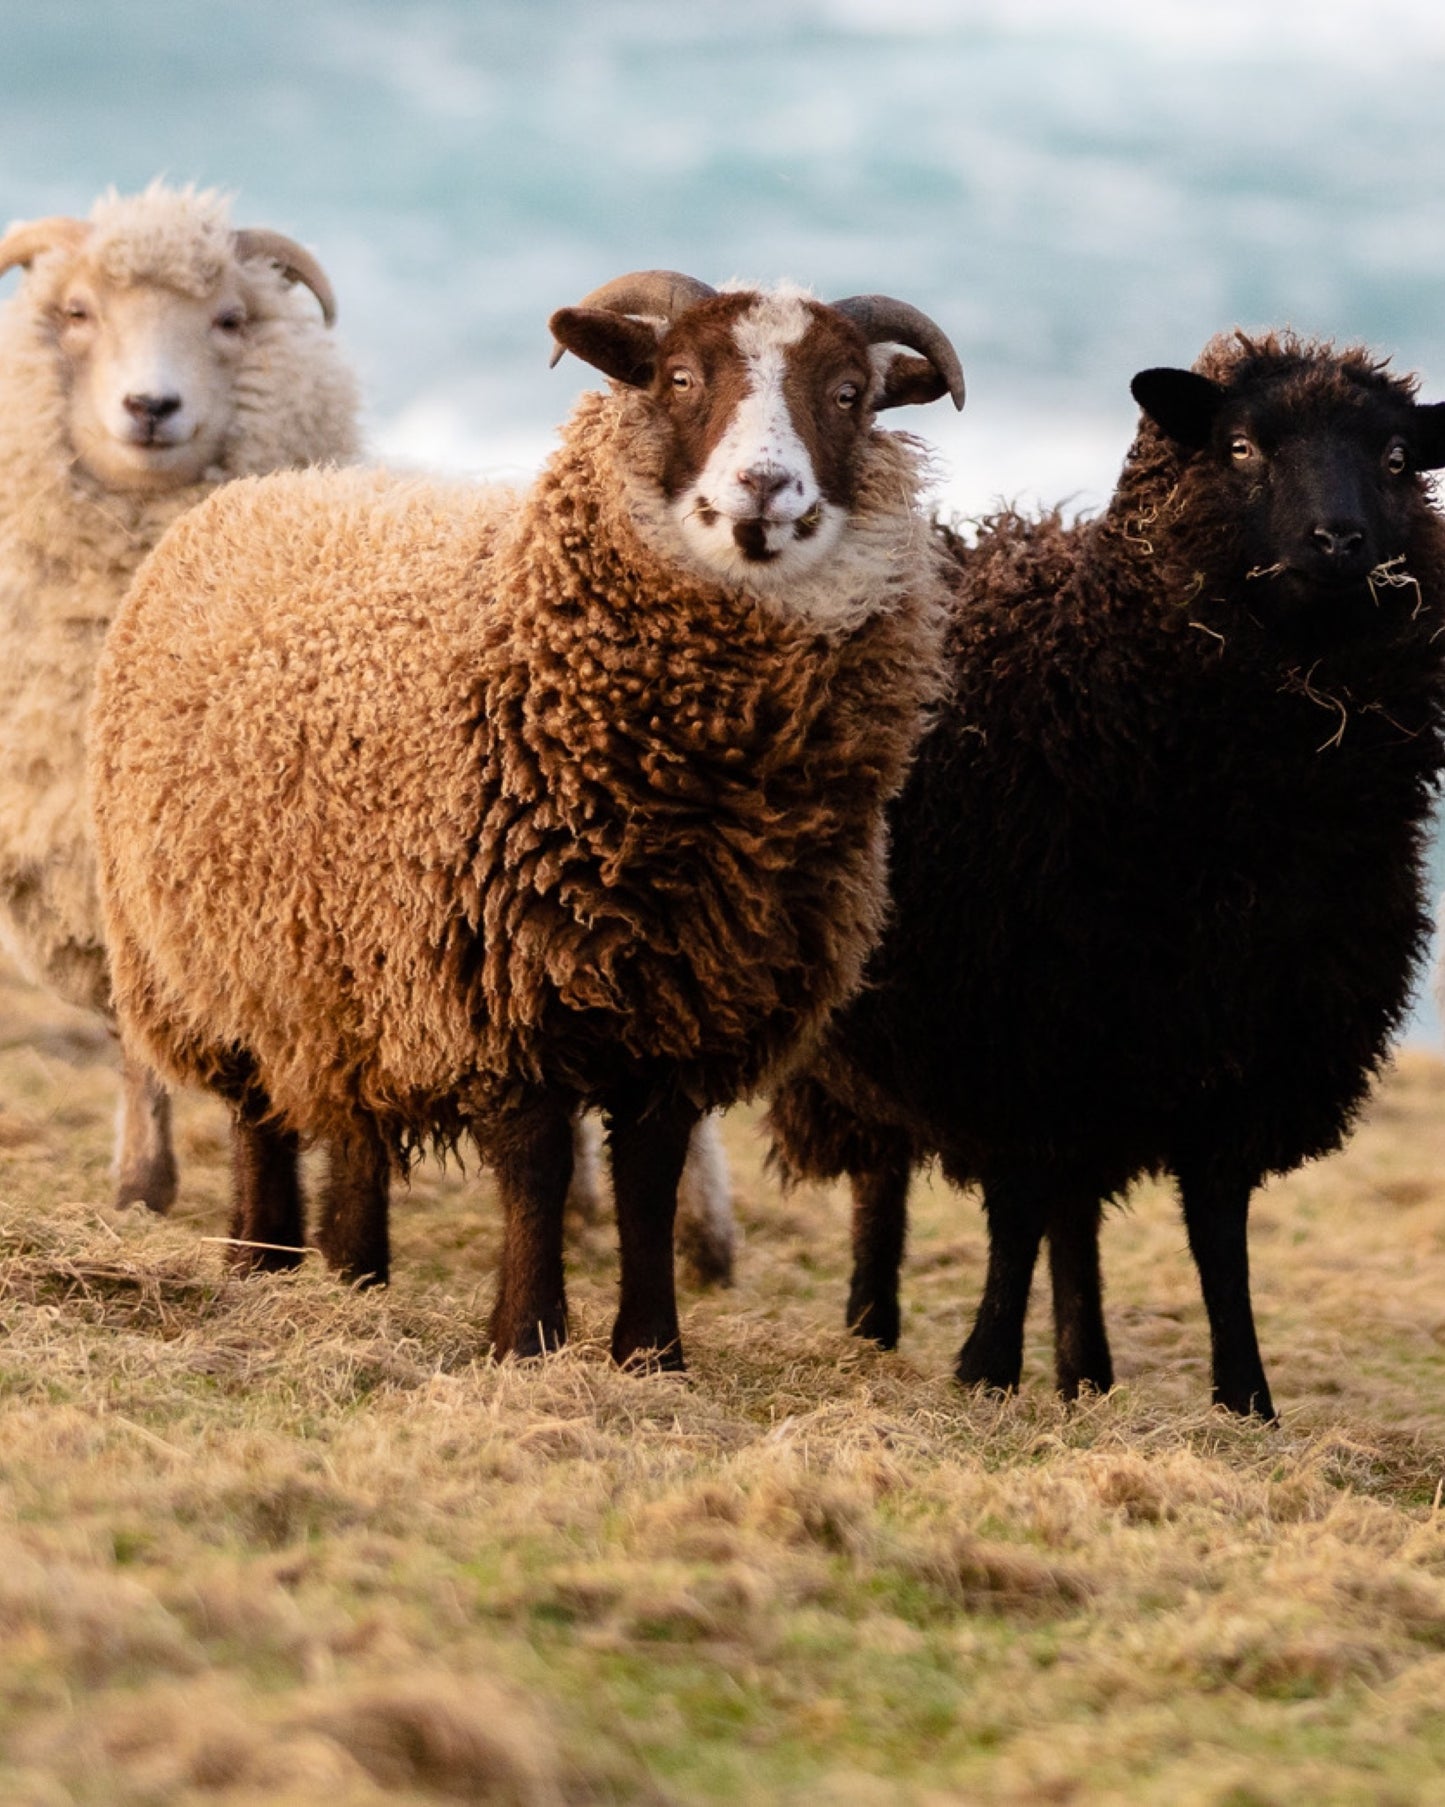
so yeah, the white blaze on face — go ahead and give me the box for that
[670,289,849,587]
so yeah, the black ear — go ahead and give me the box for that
[1411,400,1445,471]
[873,352,952,412]
[548,308,659,387]
[1130,367,1227,449]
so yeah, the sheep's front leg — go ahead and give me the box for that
[846,1142,914,1348]
[229,1109,305,1273]
[955,1169,1049,1393]
[114,1046,178,1214]
[1047,1197,1113,1400]
[1175,1159,1276,1421]
[485,1095,574,1360]
[608,1092,700,1372]
[316,1121,391,1286]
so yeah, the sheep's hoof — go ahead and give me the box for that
[227,1242,305,1276]
[612,1327,686,1374]
[115,1164,178,1216]
[845,1287,900,1350]
[676,1216,735,1291]
[490,1310,568,1362]
[955,1337,1021,1396]
[1056,1369,1115,1404]
[1213,1382,1278,1424]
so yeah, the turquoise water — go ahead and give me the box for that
[4,0,1445,1030]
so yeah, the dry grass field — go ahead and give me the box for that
[3,957,1445,1804]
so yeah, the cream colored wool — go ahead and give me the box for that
[0,184,360,1011]
[92,387,945,1153]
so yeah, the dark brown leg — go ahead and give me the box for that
[608,1091,700,1371]
[846,1143,913,1348]
[1047,1199,1113,1400]
[1176,1161,1276,1421]
[316,1122,391,1286]
[484,1095,574,1360]
[229,1110,304,1273]
[114,1046,178,1214]
[955,1170,1048,1394]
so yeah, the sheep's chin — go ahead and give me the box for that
[669,497,848,594]
[73,431,218,494]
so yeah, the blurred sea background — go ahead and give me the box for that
[4,0,1445,1035]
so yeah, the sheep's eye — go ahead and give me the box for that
[1385,439,1408,476]
[61,299,90,325]
[836,381,861,411]
[1229,434,1256,464]
[670,368,695,394]
[213,308,245,334]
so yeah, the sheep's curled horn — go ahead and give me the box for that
[0,216,91,275]
[0,217,337,328]
[548,269,965,410]
[548,270,720,368]
[231,230,338,328]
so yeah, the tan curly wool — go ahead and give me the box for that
[91,387,945,1153]
[0,185,360,1011]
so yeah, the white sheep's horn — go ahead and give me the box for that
[549,269,717,368]
[0,216,90,278]
[829,294,966,410]
[233,229,338,327]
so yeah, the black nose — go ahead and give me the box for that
[123,392,182,424]
[737,464,793,510]
[1310,521,1366,562]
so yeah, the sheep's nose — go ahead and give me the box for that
[737,464,793,511]
[1310,521,1366,561]
[123,392,182,424]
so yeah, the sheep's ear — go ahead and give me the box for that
[873,351,950,412]
[548,307,659,387]
[1130,368,1226,449]
[1410,401,1445,472]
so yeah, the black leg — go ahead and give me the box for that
[229,1109,304,1273]
[607,1091,700,1371]
[316,1121,391,1286]
[846,1143,913,1348]
[483,1095,574,1360]
[1176,1161,1276,1421]
[1047,1198,1113,1400]
[955,1170,1049,1394]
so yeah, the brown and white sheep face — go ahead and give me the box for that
[54,269,251,492]
[654,288,873,591]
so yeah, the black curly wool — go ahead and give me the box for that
[768,330,1445,1418]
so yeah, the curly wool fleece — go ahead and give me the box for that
[92,388,946,1154]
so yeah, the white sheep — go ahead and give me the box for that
[91,271,962,1368]
[0,181,359,1209]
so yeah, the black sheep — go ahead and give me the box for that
[768,330,1445,1419]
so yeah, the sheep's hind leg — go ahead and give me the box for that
[484,1095,574,1360]
[675,1112,736,1289]
[114,1046,178,1214]
[955,1169,1049,1394]
[846,1138,914,1348]
[316,1121,391,1286]
[1175,1159,1276,1421]
[608,1091,700,1372]
[1047,1197,1113,1400]
[229,1110,305,1273]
